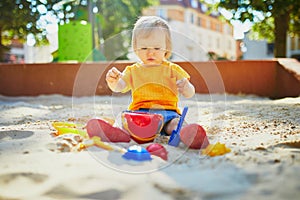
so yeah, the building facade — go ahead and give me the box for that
[287,35,300,60]
[142,0,237,61]
[242,32,300,60]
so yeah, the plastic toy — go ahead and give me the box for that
[122,145,152,161]
[81,137,152,162]
[146,143,168,161]
[86,118,131,142]
[52,122,88,138]
[122,111,164,143]
[180,123,209,149]
[201,142,231,156]
[168,106,188,146]
[53,122,154,162]
[80,136,126,153]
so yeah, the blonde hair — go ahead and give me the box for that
[132,16,172,59]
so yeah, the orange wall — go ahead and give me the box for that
[0,60,299,98]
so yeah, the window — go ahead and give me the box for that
[267,43,274,55]
[157,9,167,20]
[207,19,211,29]
[216,24,220,32]
[197,17,201,26]
[190,13,194,24]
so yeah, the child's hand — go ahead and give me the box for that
[106,67,122,84]
[106,67,126,92]
[176,78,195,98]
[176,78,188,94]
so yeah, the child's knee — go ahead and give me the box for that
[164,118,180,135]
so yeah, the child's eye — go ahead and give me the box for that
[154,48,161,50]
[141,48,148,50]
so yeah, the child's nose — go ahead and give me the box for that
[147,48,155,54]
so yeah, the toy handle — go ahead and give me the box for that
[168,106,188,146]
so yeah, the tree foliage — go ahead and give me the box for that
[0,1,42,42]
[93,0,157,60]
[216,0,300,57]
[0,0,62,61]
[0,0,157,62]
[1,1,33,61]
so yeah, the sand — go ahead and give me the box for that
[0,93,299,200]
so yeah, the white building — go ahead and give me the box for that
[287,34,300,60]
[142,0,237,61]
[24,45,53,63]
[5,39,54,63]
[242,32,274,60]
[242,32,300,60]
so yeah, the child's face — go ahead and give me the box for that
[135,30,167,65]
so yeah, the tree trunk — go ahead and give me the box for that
[274,11,289,57]
[0,26,4,62]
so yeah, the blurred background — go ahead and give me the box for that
[0,0,299,63]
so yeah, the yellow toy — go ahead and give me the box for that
[201,142,231,157]
[52,122,88,138]
[80,136,126,153]
[52,122,126,152]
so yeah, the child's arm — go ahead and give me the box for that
[105,67,127,92]
[176,78,195,98]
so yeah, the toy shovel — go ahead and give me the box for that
[168,106,188,147]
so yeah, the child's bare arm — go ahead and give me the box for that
[105,67,127,92]
[176,78,195,98]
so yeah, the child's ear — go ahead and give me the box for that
[165,51,171,59]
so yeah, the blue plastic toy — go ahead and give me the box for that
[122,145,152,161]
[168,106,188,147]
